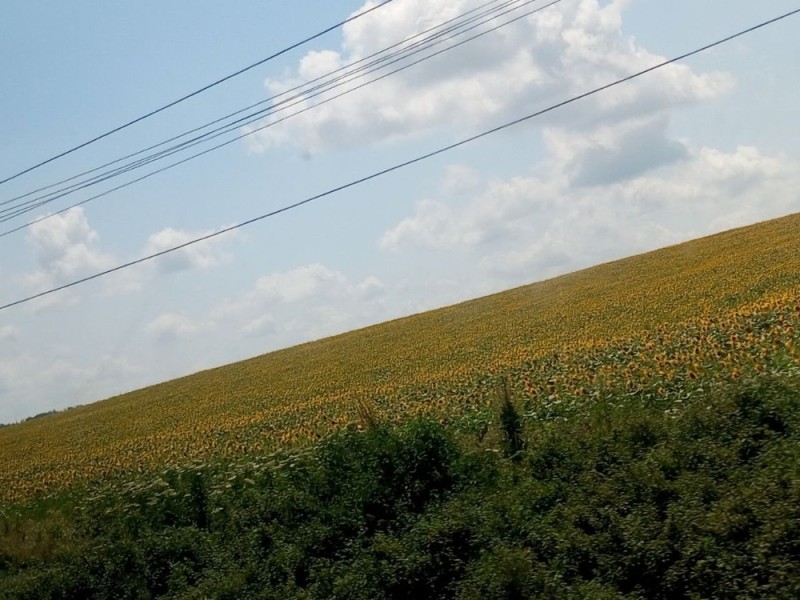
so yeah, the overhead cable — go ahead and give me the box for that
[0,0,517,212]
[0,0,394,186]
[0,0,553,232]
[0,0,534,221]
[1,7,797,312]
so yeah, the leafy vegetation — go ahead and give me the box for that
[2,373,800,598]
[2,213,800,503]
[0,216,800,600]
[2,214,800,597]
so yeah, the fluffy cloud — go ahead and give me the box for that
[547,115,689,187]
[145,227,241,273]
[241,315,277,338]
[0,326,19,343]
[222,263,382,311]
[245,0,729,154]
[104,225,244,294]
[25,207,115,291]
[247,263,348,304]
[21,212,242,304]
[215,263,387,344]
[0,354,37,417]
[382,143,800,284]
[381,170,560,251]
[0,353,142,423]
[146,313,213,341]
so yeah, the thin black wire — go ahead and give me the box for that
[0,0,523,220]
[0,0,394,186]
[0,1,546,226]
[1,0,516,210]
[0,0,553,231]
[0,0,531,220]
[0,0,523,217]
[1,7,797,312]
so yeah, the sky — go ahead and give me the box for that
[0,0,799,423]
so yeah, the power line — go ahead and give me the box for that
[0,0,518,213]
[0,0,554,233]
[0,0,529,221]
[0,0,394,187]
[1,7,797,313]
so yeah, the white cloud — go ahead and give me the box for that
[221,263,357,311]
[215,263,387,346]
[145,227,241,273]
[382,142,800,285]
[381,174,560,252]
[145,313,213,341]
[546,115,689,187]
[0,326,19,343]
[241,315,277,338]
[20,213,243,305]
[245,0,730,155]
[99,224,244,296]
[439,165,482,197]
[37,355,141,395]
[101,265,147,296]
[380,199,458,251]
[25,207,115,292]
[0,354,37,417]
[0,352,143,423]
[354,275,385,300]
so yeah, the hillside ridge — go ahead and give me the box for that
[2,211,800,501]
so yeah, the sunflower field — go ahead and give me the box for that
[1,213,799,504]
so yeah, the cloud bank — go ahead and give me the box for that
[246,0,729,154]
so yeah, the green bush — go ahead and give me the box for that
[3,375,800,599]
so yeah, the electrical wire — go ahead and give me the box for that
[0,0,524,218]
[0,0,517,211]
[0,0,554,232]
[0,0,394,186]
[0,0,536,223]
[2,7,796,312]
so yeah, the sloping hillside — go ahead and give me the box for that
[2,213,800,501]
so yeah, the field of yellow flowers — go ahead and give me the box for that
[2,213,800,503]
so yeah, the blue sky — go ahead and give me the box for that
[1,0,799,422]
